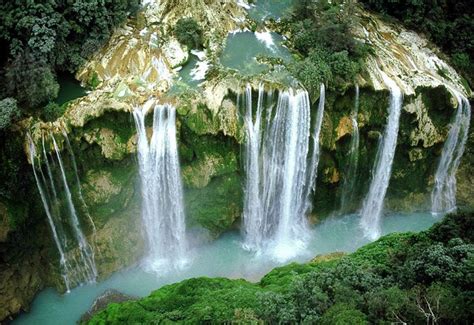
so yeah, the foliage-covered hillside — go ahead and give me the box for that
[87,211,474,324]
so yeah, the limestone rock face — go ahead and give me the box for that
[93,199,144,277]
[357,12,470,98]
[142,0,246,54]
[0,221,50,321]
[162,38,189,68]
[83,171,123,205]
[336,116,354,141]
[0,252,43,321]
[83,128,129,161]
[403,95,443,148]
[182,150,238,188]
[456,126,474,211]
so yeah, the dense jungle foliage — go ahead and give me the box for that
[360,0,474,86]
[283,0,371,94]
[87,211,474,324]
[0,0,139,112]
[0,1,139,202]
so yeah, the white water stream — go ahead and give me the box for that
[360,75,403,240]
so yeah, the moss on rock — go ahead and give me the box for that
[185,173,242,237]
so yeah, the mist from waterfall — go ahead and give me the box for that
[431,92,471,214]
[360,75,403,240]
[28,133,97,291]
[339,85,360,214]
[133,103,188,272]
[241,84,325,261]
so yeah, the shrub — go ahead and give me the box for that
[174,18,203,50]
[42,102,66,122]
[5,53,59,108]
[284,0,368,91]
[87,213,474,324]
[0,98,19,130]
[290,50,332,94]
[320,303,368,325]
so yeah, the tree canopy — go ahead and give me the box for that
[0,0,139,108]
[284,0,370,94]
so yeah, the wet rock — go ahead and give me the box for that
[83,128,129,161]
[83,171,122,206]
[0,229,46,321]
[403,94,443,147]
[368,130,382,140]
[336,116,354,141]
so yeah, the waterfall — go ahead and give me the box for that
[51,136,98,281]
[63,130,97,234]
[431,92,471,214]
[241,84,325,261]
[242,84,264,251]
[28,133,97,290]
[360,75,403,240]
[29,135,72,291]
[303,84,326,214]
[132,103,187,271]
[339,85,360,214]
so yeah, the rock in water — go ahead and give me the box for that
[79,289,136,323]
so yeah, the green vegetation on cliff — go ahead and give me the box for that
[0,98,19,130]
[174,18,203,50]
[0,0,139,109]
[87,211,474,324]
[284,0,370,94]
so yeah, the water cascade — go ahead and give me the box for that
[132,103,187,271]
[339,85,360,214]
[63,130,97,235]
[360,75,403,240]
[241,84,325,260]
[431,92,471,214]
[28,133,97,290]
[302,84,326,215]
[29,135,72,291]
[51,136,98,281]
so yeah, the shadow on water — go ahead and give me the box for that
[56,74,87,106]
